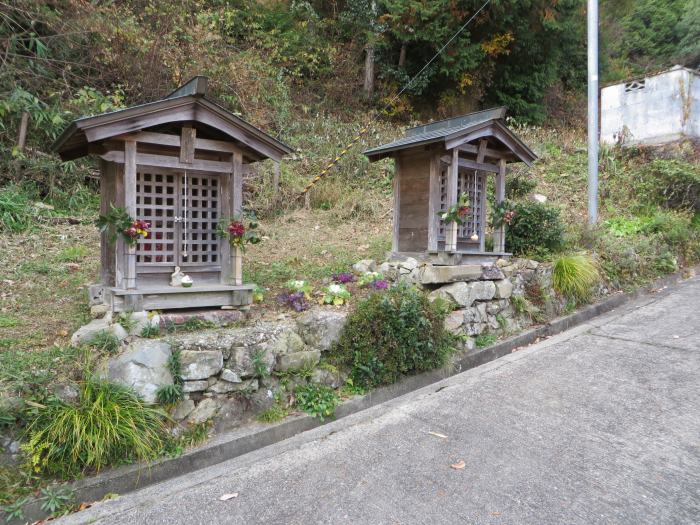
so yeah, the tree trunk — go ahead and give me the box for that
[17,112,29,151]
[398,43,406,68]
[363,43,375,97]
[363,0,378,98]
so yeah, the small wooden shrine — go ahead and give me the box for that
[53,77,292,312]
[364,107,537,265]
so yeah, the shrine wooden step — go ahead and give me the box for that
[108,284,254,312]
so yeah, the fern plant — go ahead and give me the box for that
[552,254,600,303]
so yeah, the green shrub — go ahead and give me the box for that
[330,283,454,389]
[155,384,183,406]
[22,378,167,477]
[293,384,339,422]
[634,159,700,212]
[505,174,537,200]
[552,254,600,303]
[505,201,565,257]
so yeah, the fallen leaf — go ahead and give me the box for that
[428,431,448,439]
[450,459,466,470]
[491,511,501,516]
[219,493,239,501]
[57,329,68,337]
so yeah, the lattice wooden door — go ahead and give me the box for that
[438,167,484,241]
[136,169,220,268]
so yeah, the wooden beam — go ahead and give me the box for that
[439,155,500,174]
[445,148,459,252]
[124,140,137,290]
[101,150,234,174]
[113,131,243,155]
[446,124,535,166]
[392,157,401,252]
[457,143,512,160]
[427,152,440,251]
[179,125,196,163]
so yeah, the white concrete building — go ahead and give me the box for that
[600,65,699,146]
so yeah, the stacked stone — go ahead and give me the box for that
[104,311,348,429]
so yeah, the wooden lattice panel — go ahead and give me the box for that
[136,170,177,264]
[135,170,221,267]
[438,169,483,241]
[181,173,219,265]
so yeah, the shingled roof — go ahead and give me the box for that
[52,76,293,162]
[364,107,536,165]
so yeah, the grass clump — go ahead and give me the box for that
[293,383,339,422]
[475,334,498,348]
[256,404,289,423]
[330,283,455,389]
[88,331,120,354]
[155,384,183,406]
[552,254,600,303]
[22,377,167,478]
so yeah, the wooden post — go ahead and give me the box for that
[179,125,196,164]
[220,172,233,285]
[231,151,244,285]
[445,148,459,252]
[124,140,137,290]
[475,140,488,253]
[427,152,439,252]
[392,156,401,252]
[231,246,243,286]
[493,158,507,253]
[232,151,243,216]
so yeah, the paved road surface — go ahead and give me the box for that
[59,276,700,525]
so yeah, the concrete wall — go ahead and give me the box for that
[601,66,699,146]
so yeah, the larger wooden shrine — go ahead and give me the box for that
[53,77,292,312]
[364,108,537,265]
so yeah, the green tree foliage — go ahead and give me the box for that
[339,0,586,122]
[601,0,698,80]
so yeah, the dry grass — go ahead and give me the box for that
[0,223,99,353]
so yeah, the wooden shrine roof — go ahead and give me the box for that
[364,107,537,165]
[52,76,293,163]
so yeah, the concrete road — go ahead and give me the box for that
[59,277,700,525]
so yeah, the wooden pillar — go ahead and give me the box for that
[231,151,244,285]
[493,158,507,253]
[124,140,137,290]
[220,172,233,285]
[445,148,459,252]
[427,152,440,252]
[392,156,401,252]
[475,140,488,253]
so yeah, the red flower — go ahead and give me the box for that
[458,206,471,217]
[228,221,245,238]
[124,226,138,238]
